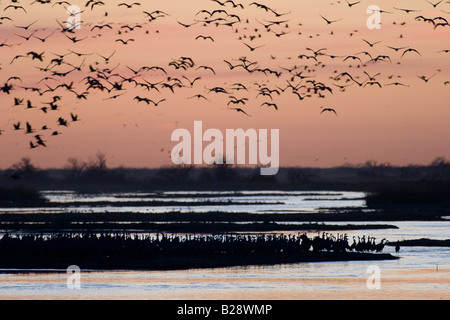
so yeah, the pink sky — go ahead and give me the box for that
[0,0,449,169]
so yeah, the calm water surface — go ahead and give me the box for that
[0,190,448,299]
[0,190,367,214]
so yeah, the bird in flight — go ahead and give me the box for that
[118,2,141,9]
[320,107,337,116]
[320,15,342,25]
[243,42,265,51]
[189,94,210,102]
[229,107,251,117]
[195,35,214,42]
[14,20,37,30]
[5,5,27,13]
[182,76,201,87]
[33,32,55,43]
[345,0,361,7]
[98,50,116,63]
[196,65,216,74]
[261,102,278,110]
[425,0,443,8]
[393,7,420,14]
[116,38,135,45]
[13,122,21,130]
[25,122,35,134]
[386,45,409,52]
[91,24,112,31]
[177,21,198,28]
[362,39,381,47]
[228,96,249,105]
[401,48,421,58]
[417,73,436,83]
[386,82,409,87]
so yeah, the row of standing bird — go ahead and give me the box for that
[0,231,389,258]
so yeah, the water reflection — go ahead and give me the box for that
[0,190,448,299]
[0,257,448,299]
[0,190,367,214]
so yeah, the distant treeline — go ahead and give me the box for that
[1,155,450,194]
[366,181,450,206]
[0,185,47,207]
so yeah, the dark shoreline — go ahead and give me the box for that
[387,238,450,247]
[0,206,447,235]
[0,207,447,224]
[0,252,399,271]
[0,220,399,233]
[0,230,398,271]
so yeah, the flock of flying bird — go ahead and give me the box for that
[0,0,449,149]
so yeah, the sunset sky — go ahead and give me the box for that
[0,0,449,170]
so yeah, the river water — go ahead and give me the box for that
[0,190,448,299]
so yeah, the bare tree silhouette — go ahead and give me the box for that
[287,168,316,185]
[155,164,193,184]
[11,157,38,179]
[65,157,87,180]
